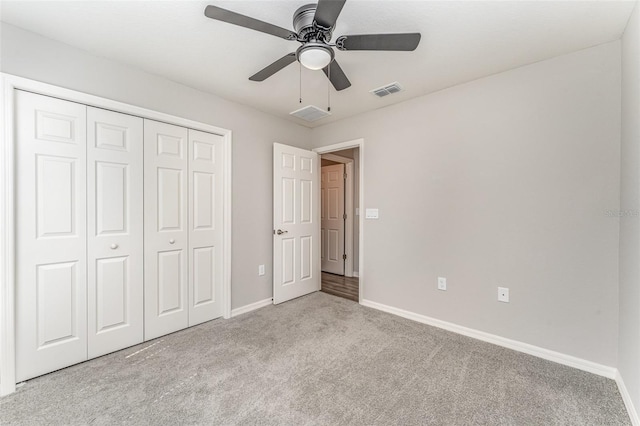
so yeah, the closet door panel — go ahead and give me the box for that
[15,91,88,382]
[188,130,224,325]
[144,120,189,340]
[87,107,143,358]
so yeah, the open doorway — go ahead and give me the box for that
[319,147,360,302]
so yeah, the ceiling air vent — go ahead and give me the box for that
[370,82,403,98]
[290,105,331,122]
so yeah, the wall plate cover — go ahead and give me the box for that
[438,277,447,291]
[498,287,509,302]
[365,208,379,219]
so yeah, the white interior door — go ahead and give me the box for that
[321,164,345,275]
[273,143,320,304]
[144,119,189,340]
[87,107,144,358]
[15,90,88,381]
[188,129,224,325]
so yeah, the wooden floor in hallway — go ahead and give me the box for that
[321,272,359,302]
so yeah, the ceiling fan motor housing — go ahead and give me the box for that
[294,3,332,42]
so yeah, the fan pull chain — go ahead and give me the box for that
[299,62,302,104]
[327,64,331,112]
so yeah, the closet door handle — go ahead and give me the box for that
[110,243,118,250]
[169,239,176,244]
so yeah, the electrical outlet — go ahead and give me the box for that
[437,277,447,291]
[498,287,509,303]
[258,264,265,276]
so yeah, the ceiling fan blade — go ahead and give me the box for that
[322,60,351,91]
[313,0,346,30]
[204,5,298,41]
[249,53,297,82]
[336,33,421,51]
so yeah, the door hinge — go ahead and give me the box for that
[343,254,347,260]
[343,213,347,220]
[343,173,347,180]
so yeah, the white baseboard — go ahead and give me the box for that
[353,271,359,278]
[231,298,273,317]
[360,299,616,379]
[616,370,640,425]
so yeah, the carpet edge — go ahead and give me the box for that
[360,298,617,379]
[616,370,640,425]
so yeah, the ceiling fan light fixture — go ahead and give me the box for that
[297,44,334,70]
[204,1,421,91]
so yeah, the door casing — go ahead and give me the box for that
[313,140,364,300]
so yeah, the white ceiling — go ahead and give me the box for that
[1,1,635,127]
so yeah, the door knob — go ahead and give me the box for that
[169,239,175,244]
[110,243,118,250]
[276,229,288,235]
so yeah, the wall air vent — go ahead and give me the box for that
[290,105,331,122]
[370,82,403,98]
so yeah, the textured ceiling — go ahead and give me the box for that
[0,0,635,127]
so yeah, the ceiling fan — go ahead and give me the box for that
[204,1,421,91]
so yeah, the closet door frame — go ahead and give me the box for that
[0,73,233,396]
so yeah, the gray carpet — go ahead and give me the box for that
[0,292,631,425]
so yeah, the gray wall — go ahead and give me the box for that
[619,0,640,413]
[312,41,622,366]
[0,23,313,310]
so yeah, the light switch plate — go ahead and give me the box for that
[438,277,447,291]
[258,265,265,276]
[365,208,379,219]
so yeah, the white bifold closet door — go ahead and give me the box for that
[15,91,88,382]
[144,120,189,340]
[188,129,224,325]
[15,91,224,382]
[87,107,144,358]
[15,93,145,381]
[144,120,223,340]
